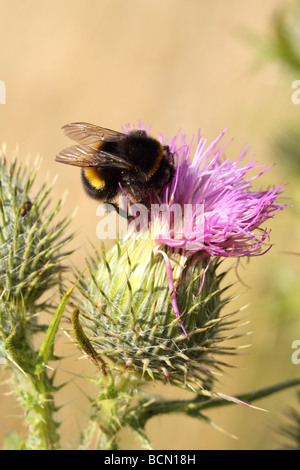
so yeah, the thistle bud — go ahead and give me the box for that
[79,237,232,389]
[0,152,71,347]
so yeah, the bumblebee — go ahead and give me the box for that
[55,122,175,212]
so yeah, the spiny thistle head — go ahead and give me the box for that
[79,239,234,389]
[0,148,73,352]
[75,126,287,390]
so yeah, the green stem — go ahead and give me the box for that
[3,290,74,450]
[29,371,59,450]
[199,378,300,411]
[81,396,120,450]
[8,366,59,450]
[123,378,300,428]
[80,372,142,450]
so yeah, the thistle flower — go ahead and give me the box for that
[146,128,285,258]
[76,126,286,394]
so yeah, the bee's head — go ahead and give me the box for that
[163,145,174,163]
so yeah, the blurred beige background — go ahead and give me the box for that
[0,0,299,450]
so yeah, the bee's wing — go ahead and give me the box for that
[56,144,135,170]
[62,122,125,146]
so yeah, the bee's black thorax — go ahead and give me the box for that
[117,131,164,176]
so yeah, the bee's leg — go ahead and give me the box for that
[101,182,132,219]
[103,201,134,220]
[127,185,151,206]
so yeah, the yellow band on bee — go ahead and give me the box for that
[91,141,102,150]
[148,145,163,178]
[84,168,105,189]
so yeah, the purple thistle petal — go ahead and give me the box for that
[157,249,190,340]
[197,259,212,297]
[122,123,287,258]
[149,128,288,258]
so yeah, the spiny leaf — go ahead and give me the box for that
[35,284,76,374]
